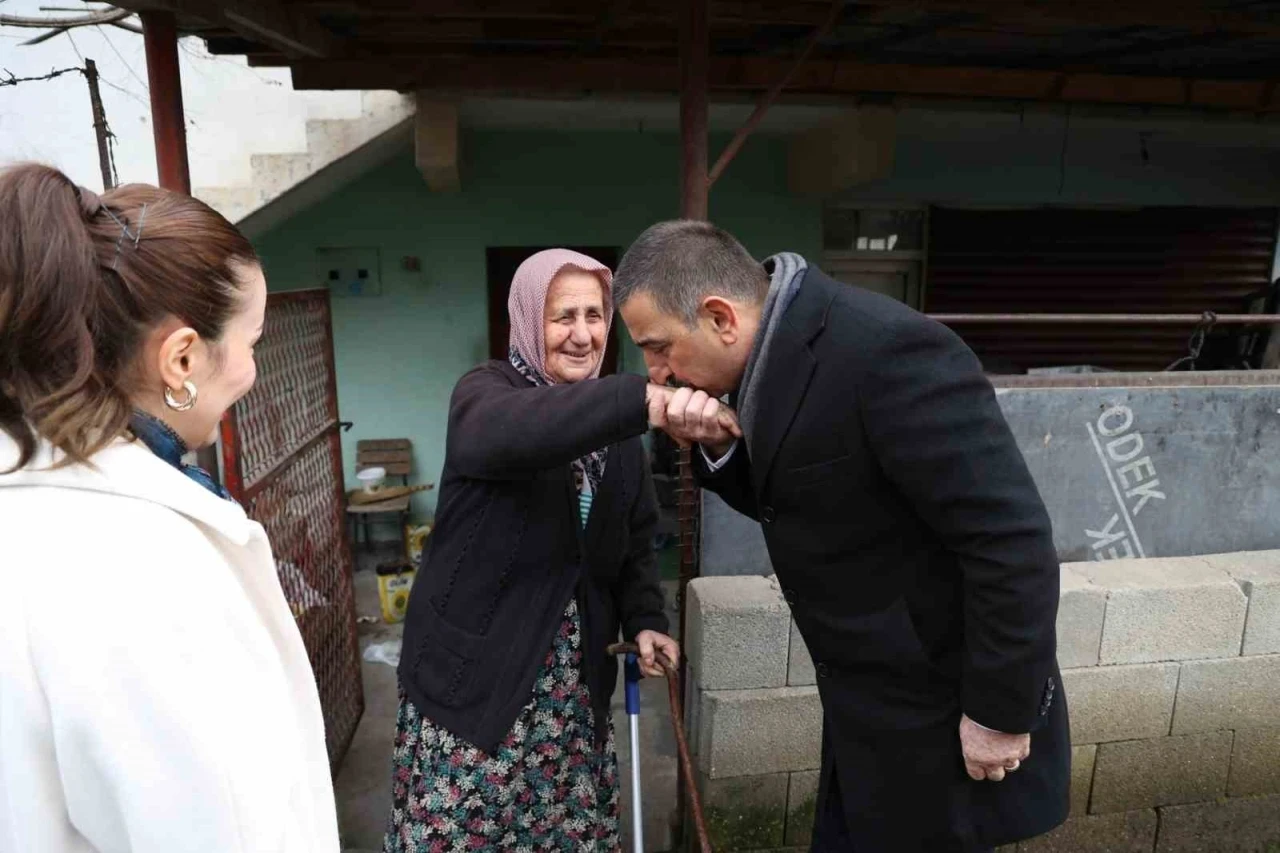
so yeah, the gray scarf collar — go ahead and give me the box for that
[736,252,807,456]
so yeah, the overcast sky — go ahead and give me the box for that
[0,0,364,192]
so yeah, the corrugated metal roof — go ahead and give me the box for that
[925,206,1279,371]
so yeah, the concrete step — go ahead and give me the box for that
[360,90,414,123]
[193,185,266,223]
[306,94,413,165]
[304,118,372,165]
[194,93,413,227]
[249,152,318,200]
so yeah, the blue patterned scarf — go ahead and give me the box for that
[129,410,235,503]
[508,347,607,507]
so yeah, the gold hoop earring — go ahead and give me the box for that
[164,380,198,413]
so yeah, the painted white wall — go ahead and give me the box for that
[0,0,365,191]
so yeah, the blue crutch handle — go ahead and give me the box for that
[624,652,642,715]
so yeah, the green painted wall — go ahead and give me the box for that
[253,129,821,521]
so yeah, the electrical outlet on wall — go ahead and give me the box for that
[316,246,382,297]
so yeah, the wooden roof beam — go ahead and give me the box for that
[127,0,337,57]
[850,0,1280,38]
[288,55,1280,112]
[287,0,845,27]
[1064,30,1248,64]
[292,0,1280,38]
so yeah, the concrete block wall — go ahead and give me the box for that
[684,553,1280,853]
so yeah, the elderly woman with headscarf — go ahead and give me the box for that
[384,249,682,852]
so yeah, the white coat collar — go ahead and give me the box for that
[0,431,256,546]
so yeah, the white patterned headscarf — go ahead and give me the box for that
[507,248,614,386]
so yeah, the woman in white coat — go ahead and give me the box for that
[0,163,340,853]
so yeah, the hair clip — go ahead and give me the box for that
[133,204,147,247]
[101,205,143,270]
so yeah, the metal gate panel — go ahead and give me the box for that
[925,207,1279,371]
[220,288,363,771]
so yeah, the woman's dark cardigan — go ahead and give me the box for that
[398,360,668,752]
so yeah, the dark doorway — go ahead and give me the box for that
[486,246,621,376]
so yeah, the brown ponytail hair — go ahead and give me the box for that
[0,163,260,472]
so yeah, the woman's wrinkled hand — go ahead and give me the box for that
[661,386,742,456]
[634,630,680,678]
[646,383,675,430]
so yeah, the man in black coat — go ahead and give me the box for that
[615,220,1070,852]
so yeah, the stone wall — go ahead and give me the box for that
[682,552,1280,852]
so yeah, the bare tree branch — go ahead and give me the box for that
[0,7,131,27]
[21,26,68,45]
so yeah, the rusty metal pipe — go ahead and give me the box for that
[679,0,709,219]
[140,11,191,194]
[607,642,713,853]
[677,1,710,842]
[708,0,844,187]
[140,10,223,481]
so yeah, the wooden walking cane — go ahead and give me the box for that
[607,642,713,853]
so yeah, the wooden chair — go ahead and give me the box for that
[347,438,415,553]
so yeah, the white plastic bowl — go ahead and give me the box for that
[357,466,387,493]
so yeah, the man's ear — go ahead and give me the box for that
[702,297,740,345]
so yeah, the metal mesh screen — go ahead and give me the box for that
[236,296,337,487]
[221,289,363,770]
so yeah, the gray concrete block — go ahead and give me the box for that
[1240,574,1280,657]
[1058,566,1106,668]
[1171,654,1280,734]
[1060,663,1178,744]
[1155,794,1280,853]
[1078,557,1248,664]
[1229,727,1280,798]
[787,620,815,687]
[1072,744,1098,818]
[697,687,823,780]
[785,770,820,847]
[687,577,791,691]
[696,689,713,778]
[1091,732,1232,814]
[696,772,789,851]
[1208,550,1280,656]
[1018,809,1158,853]
[685,664,703,758]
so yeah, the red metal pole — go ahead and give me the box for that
[676,0,709,648]
[141,11,191,194]
[680,0,709,221]
[141,10,219,480]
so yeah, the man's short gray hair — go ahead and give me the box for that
[613,220,769,326]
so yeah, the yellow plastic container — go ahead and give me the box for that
[376,563,415,624]
[404,522,433,564]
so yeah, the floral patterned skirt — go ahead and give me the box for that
[384,599,620,853]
